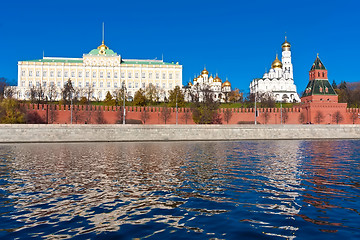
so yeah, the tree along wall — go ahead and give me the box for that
[23,104,360,124]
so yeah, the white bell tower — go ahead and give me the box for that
[281,36,293,79]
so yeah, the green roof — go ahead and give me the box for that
[302,79,337,97]
[25,59,83,63]
[310,56,326,71]
[121,60,178,65]
[88,48,117,56]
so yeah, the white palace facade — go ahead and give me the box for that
[15,40,182,101]
[249,38,300,103]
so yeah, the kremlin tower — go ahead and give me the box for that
[301,55,347,124]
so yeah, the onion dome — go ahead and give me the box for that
[88,40,116,56]
[193,77,197,82]
[201,68,209,75]
[282,36,291,51]
[271,54,283,69]
[188,81,193,86]
[222,80,231,88]
[197,75,202,79]
[214,75,222,83]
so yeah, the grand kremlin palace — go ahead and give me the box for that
[16,41,182,101]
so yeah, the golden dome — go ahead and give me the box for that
[193,77,197,82]
[214,75,222,83]
[271,54,283,69]
[188,81,193,86]
[282,36,291,50]
[222,80,231,88]
[201,68,209,75]
[97,41,109,51]
[197,75,202,79]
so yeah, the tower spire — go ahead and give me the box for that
[102,22,105,44]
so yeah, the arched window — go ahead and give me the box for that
[318,72,320,77]
[322,72,324,77]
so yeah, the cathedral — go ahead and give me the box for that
[249,38,300,103]
[184,68,232,102]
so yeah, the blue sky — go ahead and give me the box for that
[1,0,359,93]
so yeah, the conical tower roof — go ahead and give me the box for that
[310,54,326,71]
[302,55,336,97]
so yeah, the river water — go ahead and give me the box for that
[0,140,359,239]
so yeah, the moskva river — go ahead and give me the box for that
[0,140,359,239]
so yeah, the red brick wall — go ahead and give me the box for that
[24,104,360,125]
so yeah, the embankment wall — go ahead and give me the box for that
[1,124,360,143]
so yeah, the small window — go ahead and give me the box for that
[135,82,138,88]
[121,72,125,78]
[100,81,103,87]
[42,81,47,87]
[149,72,153,78]
[86,82,89,87]
[128,82,132,88]
[36,81,40,87]
[57,82,61,87]
[162,73,166,79]
[142,73,145,78]
[107,82,110,87]
[71,72,75,78]
[57,71,61,77]
[156,73,159,79]
[176,73,179,79]
[79,82,82,87]
[64,71,68,77]
[36,71,40,77]
[93,72,96,78]
[107,72,111,78]
[128,72,132,78]
[169,83,173,88]
[21,81,25,87]
[29,71,33,77]
[142,82,145,89]
[43,71,47,77]
[50,81,54,86]
[50,71,54,77]
[162,83,166,89]
[86,71,89,78]
[100,72,103,78]
[29,81,33,87]
[21,71,25,77]
[114,82,118,88]
[114,72,118,78]
[169,73,173,79]
[135,72,139,78]
[92,82,96,87]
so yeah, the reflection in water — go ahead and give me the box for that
[0,140,359,239]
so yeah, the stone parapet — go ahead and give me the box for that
[0,124,359,143]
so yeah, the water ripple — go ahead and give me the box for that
[0,140,359,239]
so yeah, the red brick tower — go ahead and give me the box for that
[301,55,347,124]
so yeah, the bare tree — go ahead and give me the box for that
[315,111,324,124]
[95,108,106,124]
[282,110,289,124]
[46,84,58,102]
[161,105,172,124]
[72,105,83,124]
[84,105,93,124]
[182,108,191,124]
[140,107,150,124]
[299,112,306,124]
[84,86,94,103]
[4,86,16,99]
[351,111,358,124]
[333,111,343,124]
[223,108,233,124]
[263,111,271,124]
[48,105,58,123]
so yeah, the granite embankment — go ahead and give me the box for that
[0,124,360,143]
